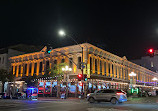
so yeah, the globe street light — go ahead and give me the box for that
[58,30,66,36]
[129,72,136,88]
[152,77,158,87]
[62,65,72,98]
[58,29,85,98]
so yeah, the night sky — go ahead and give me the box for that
[1,0,158,60]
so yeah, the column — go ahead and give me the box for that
[13,65,15,75]
[36,60,40,76]
[114,64,116,78]
[31,62,34,76]
[26,63,29,76]
[110,62,112,77]
[16,65,19,77]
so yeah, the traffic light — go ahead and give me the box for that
[148,48,154,57]
[47,46,52,54]
[148,48,154,54]
[84,74,87,81]
[77,74,82,81]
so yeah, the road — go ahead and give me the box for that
[0,97,158,111]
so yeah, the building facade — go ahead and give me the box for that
[131,56,158,73]
[9,43,158,90]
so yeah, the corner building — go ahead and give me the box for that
[9,43,158,92]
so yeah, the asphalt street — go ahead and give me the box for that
[0,97,158,111]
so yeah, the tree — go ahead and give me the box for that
[0,69,15,93]
[25,74,38,87]
[49,63,66,98]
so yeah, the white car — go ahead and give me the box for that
[148,90,156,96]
[87,89,127,104]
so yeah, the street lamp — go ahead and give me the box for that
[129,72,136,88]
[62,65,72,98]
[152,77,158,87]
[58,30,85,97]
[58,30,66,36]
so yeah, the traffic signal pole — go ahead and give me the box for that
[81,47,84,98]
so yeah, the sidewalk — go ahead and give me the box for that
[38,97,81,101]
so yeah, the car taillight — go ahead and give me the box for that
[116,92,124,95]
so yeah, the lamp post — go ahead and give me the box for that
[58,30,84,97]
[62,65,72,98]
[152,77,158,87]
[129,72,136,88]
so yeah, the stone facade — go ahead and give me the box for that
[9,43,158,86]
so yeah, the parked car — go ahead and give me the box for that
[87,89,127,104]
[148,90,156,96]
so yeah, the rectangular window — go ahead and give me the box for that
[24,64,27,74]
[34,63,37,73]
[61,59,65,63]
[15,66,17,75]
[95,59,97,73]
[104,62,106,76]
[100,61,102,74]
[108,63,110,76]
[11,66,13,74]
[19,65,21,77]
[39,62,42,73]
[78,57,81,69]
[29,63,32,74]
[46,61,49,70]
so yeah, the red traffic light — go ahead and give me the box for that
[148,48,154,54]
[78,74,82,78]
[77,74,82,81]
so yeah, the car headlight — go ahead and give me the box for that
[87,93,91,97]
